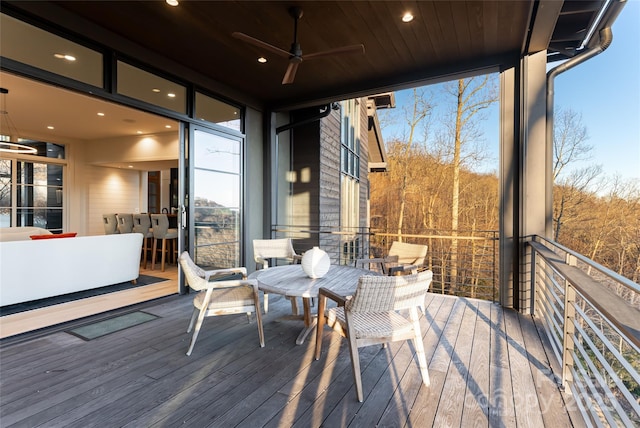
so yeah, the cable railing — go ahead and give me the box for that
[527,235,640,427]
[271,225,499,302]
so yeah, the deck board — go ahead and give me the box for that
[0,276,584,427]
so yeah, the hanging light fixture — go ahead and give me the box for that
[0,87,37,154]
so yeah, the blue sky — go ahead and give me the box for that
[381,1,639,184]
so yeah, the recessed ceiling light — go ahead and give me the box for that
[402,12,414,23]
[166,0,179,6]
[97,112,105,116]
[128,165,134,168]
[54,53,76,61]
[167,93,176,98]
[165,125,172,129]
[137,131,143,134]
[47,126,54,130]
[258,57,267,63]
[152,88,161,93]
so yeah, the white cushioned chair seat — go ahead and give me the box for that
[193,286,257,310]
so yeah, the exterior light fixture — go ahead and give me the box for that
[0,87,38,154]
[402,12,414,23]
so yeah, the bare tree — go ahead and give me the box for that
[553,107,592,180]
[393,88,434,241]
[552,107,603,240]
[443,76,497,290]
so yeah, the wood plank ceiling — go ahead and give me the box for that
[7,1,605,110]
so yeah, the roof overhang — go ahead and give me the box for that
[366,94,394,173]
[4,1,621,111]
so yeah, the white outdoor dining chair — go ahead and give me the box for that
[178,251,265,356]
[314,270,433,402]
[253,238,303,314]
[356,241,428,276]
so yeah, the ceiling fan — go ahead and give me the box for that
[232,7,365,85]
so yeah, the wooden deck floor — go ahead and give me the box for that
[0,283,585,427]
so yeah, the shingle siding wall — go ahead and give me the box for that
[290,100,370,259]
[358,100,369,231]
[319,108,342,228]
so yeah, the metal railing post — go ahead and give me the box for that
[561,253,577,390]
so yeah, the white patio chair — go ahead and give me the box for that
[253,238,303,314]
[356,241,428,276]
[179,251,265,356]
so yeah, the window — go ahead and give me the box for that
[117,61,187,114]
[1,13,103,87]
[340,99,361,263]
[0,156,65,232]
[195,92,241,132]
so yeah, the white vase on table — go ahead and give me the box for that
[301,246,330,278]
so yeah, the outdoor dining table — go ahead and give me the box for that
[248,264,376,345]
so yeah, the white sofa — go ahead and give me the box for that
[0,226,52,242]
[0,233,143,307]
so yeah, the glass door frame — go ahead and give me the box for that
[179,123,245,293]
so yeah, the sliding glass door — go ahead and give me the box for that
[187,126,243,269]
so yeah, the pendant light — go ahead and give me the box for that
[0,87,37,154]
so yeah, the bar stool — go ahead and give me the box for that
[150,214,178,272]
[116,213,134,234]
[133,213,154,269]
[102,213,119,235]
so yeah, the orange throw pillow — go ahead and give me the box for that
[30,232,78,240]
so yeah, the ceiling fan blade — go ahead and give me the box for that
[303,44,365,60]
[282,62,300,85]
[232,32,291,58]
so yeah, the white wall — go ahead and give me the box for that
[86,165,142,236]
[68,131,178,236]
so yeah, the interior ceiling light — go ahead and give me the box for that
[0,87,37,154]
[54,53,76,61]
[402,12,414,23]
[257,57,267,63]
[47,126,54,130]
[165,125,172,129]
[166,0,179,6]
[152,88,161,93]
[97,112,105,116]
[167,93,176,98]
